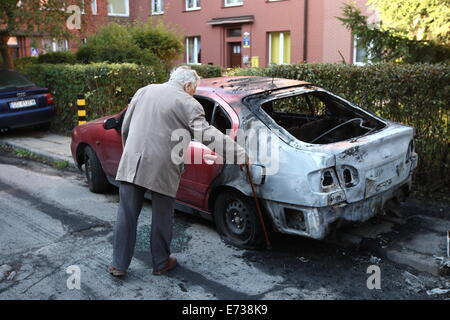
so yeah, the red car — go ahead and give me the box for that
[71,77,417,248]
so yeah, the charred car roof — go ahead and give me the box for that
[196,76,310,104]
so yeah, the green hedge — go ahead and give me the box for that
[232,63,450,190]
[190,64,223,79]
[23,63,164,134]
[37,51,77,64]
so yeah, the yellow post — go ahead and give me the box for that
[77,94,87,125]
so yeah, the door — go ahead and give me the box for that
[98,109,126,176]
[228,43,242,68]
[177,97,235,209]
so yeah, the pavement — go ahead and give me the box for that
[0,130,449,299]
[0,130,73,165]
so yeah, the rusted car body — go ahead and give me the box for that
[71,77,418,248]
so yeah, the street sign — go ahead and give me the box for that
[243,32,250,49]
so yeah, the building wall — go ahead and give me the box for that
[11,0,370,66]
[156,0,369,67]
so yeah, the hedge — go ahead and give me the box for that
[231,63,449,191]
[190,64,223,79]
[23,63,164,134]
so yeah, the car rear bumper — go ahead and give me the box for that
[0,105,55,129]
[263,175,413,240]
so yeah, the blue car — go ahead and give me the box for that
[0,70,55,131]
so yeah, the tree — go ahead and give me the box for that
[0,0,85,69]
[369,0,450,46]
[338,1,450,63]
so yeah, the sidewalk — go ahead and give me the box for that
[0,130,74,166]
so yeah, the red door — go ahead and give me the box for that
[177,95,239,211]
[228,43,242,68]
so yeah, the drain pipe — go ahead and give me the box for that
[245,163,272,249]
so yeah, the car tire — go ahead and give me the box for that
[84,145,110,193]
[34,122,51,131]
[213,190,266,249]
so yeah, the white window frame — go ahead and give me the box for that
[353,37,372,66]
[81,0,98,15]
[224,0,243,7]
[268,31,289,65]
[107,0,129,17]
[186,36,201,65]
[186,0,201,11]
[152,0,164,15]
[51,39,69,52]
[91,0,98,15]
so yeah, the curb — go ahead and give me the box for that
[0,139,76,168]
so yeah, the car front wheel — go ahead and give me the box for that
[84,145,110,193]
[213,190,265,249]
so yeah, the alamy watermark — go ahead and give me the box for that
[66,265,81,290]
[170,123,281,176]
[366,265,381,290]
[66,5,82,30]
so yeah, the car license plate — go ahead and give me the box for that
[10,99,36,109]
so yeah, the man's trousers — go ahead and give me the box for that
[112,181,175,271]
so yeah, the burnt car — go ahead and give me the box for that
[0,70,55,131]
[71,77,418,248]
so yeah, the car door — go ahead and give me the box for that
[98,109,126,177]
[176,95,238,210]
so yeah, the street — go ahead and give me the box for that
[0,149,448,300]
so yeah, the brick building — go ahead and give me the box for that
[8,0,372,66]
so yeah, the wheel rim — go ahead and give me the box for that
[84,153,93,185]
[224,199,252,241]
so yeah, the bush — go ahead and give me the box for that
[37,51,77,64]
[190,64,223,78]
[76,21,183,72]
[13,56,38,72]
[130,21,184,69]
[23,63,164,134]
[232,63,450,191]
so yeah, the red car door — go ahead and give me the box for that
[176,95,239,210]
[98,111,126,177]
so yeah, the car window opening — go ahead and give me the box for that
[196,96,231,134]
[261,91,385,144]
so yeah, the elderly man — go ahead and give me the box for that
[108,66,246,277]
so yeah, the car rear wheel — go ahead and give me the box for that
[213,190,265,249]
[84,145,110,193]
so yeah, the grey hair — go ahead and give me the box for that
[169,66,201,88]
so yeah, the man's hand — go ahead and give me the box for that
[203,153,218,165]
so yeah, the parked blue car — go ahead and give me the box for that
[0,70,55,131]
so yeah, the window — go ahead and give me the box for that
[353,37,371,65]
[52,39,69,52]
[81,0,97,14]
[186,0,200,11]
[227,28,241,37]
[186,36,201,64]
[224,0,243,7]
[107,0,129,16]
[268,31,291,65]
[152,0,164,14]
[91,0,98,14]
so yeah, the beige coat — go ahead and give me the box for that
[115,80,246,198]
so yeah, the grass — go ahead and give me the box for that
[0,143,70,170]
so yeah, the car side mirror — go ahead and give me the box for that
[103,118,118,130]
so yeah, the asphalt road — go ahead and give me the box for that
[0,150,448,300]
